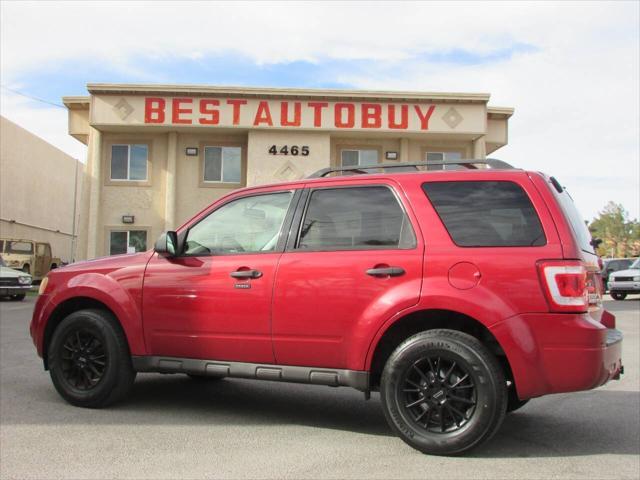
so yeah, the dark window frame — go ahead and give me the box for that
[422,180,547,248]
[290,184,418,253]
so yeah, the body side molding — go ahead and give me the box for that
[132,356,370,392]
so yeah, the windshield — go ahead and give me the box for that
[631,258,640,270]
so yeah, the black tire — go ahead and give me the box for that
[10,294,26,301]
[611,292,627,301]
[380,329,507,456]
[48,309,136,408]
[506,386,529,413]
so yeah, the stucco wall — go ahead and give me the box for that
[0,116,82,263]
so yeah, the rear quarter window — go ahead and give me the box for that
[549,179,595,254]
[422,181,546,247]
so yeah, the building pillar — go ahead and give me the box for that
[86,127,102,259]
[399,138,410,163]
[473,135,486,159]
[165,131,178,231]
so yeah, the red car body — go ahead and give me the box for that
[30,168,623,402]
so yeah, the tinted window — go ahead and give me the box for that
[185,191,293,255]
[8,241,34,254]
[423,181,545,247]
[298,186,416,250]
[550,179,594,254]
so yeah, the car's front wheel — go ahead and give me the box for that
[10,294,26,301]
[380,329,507,456]
[48,309,136,408]
[611,292,627,301]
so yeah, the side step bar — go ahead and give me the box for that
[132,356,370,392]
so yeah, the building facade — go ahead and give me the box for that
[63,84,513,260]
[0,116,82,263]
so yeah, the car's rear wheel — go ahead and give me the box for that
[611,292,627,300]
[10,294,26,301]
[48,309,136,408]
[380,329,507,456]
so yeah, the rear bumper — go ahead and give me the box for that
[491,310,623,400]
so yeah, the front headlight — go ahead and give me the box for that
[633,276,640,282]
[38,277,49,295]
[18,275,31,285]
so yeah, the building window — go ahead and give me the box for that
[204,146,242,183]
[111,144,148,181]
[425,151,462,171]
[109,230,147,255]
[341,149,379,167]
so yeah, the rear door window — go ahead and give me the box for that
[422,181,546,247]
[297,186,416,250]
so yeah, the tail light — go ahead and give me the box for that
[537,260,588,313]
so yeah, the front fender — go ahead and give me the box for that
[36,272,146,357]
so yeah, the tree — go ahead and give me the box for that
[589,202,640,258]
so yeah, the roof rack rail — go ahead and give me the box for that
[307,158,515,178]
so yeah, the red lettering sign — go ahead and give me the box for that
[308,102,328,127]
[144,97,165,123]
[226,99,247,125]
[280,102,301,127]
[253,101,273,126]
[199,99,219,125]
[361,104,382,129]
[335,103,355,128]
[388,104,408,129]
[414,105,436,130]
[172,98,193,124]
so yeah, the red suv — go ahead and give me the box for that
[30,159,623,455]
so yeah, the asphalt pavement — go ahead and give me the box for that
[1,295,639,479]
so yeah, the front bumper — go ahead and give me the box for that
[608,280,640,294]
[0,285,31,296]
[491,310,623,400]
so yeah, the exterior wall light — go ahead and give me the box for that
[185,147,199,156]
[385,151,398,160]
[122,215,135,224]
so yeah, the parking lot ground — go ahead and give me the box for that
[1,296,639,480]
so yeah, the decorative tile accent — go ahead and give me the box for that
[274,160,303,181]
[442,107,463,129]
[113,98,134,120]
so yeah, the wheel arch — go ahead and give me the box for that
[367,309,515,392]
[42,297,129,369]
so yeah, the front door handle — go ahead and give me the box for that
[366,267,405,277]
[230,269,263,279]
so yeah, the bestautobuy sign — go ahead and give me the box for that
[94,96,482,133]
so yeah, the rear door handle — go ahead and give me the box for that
[366,267,405,277]
[230,269,263,279]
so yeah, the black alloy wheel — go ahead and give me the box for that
[48,309,136,408]
[380,329,507,455]
[59,329,107,391]
[401,355,477,433]
[611,292,627,301]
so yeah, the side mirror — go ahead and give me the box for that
[155,231,178,257]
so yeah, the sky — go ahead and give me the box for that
[1,1,638,222]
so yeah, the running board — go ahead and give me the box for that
[132,356,370,392]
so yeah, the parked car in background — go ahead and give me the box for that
[608,257,640,300]
[0,255,32,301]
[0,238,61,280]
[30,160,623,456]
[602,258,635,291]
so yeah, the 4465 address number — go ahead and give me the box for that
[268,145,310,156]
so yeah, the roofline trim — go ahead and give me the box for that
[85,83,491,103]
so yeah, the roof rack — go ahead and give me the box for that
[307,158,515,179]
